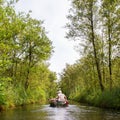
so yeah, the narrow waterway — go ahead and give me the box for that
[0,103,120,120]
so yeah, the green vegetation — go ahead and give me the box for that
[0,0,57,111]
[60,0,120,109]
[1,0,120,111]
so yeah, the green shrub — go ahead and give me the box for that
[75,87,120,109]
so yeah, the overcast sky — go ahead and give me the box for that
[15,0,80,77]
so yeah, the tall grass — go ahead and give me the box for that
[71,87,120,109]
[0,83,47,111]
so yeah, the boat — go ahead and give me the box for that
[49,98,69,107]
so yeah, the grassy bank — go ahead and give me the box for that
[0,85,47,111]
[70,87,120,110]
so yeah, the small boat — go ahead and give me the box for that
[49,98,69,107]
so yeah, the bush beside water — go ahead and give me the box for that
[70,87,120,109]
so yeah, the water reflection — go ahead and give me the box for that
[0,104,120,120]
[41,105,120,120]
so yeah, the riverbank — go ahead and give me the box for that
[70,87,120,110]
[0,87,47,112]
[0,100,46,112]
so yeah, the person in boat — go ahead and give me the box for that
[56,90,67,103]
[49,90,68,107]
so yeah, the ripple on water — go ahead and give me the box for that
[40,104,82,120]
[1,104,120,120]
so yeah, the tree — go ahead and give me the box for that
[0,0,55,107]
[19,15,53,89]
[100,0,120,89]
[66,0,104,91]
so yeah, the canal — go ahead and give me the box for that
[0,103,120,120]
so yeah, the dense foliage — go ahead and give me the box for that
[60,0,120,109]
[0,0,57,110]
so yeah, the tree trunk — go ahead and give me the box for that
[90,3,104,91]
[108,21,112,90]
[25,42,32,90]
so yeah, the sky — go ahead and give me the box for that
[15,0,80,77]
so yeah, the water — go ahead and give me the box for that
[0,104,120,120]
